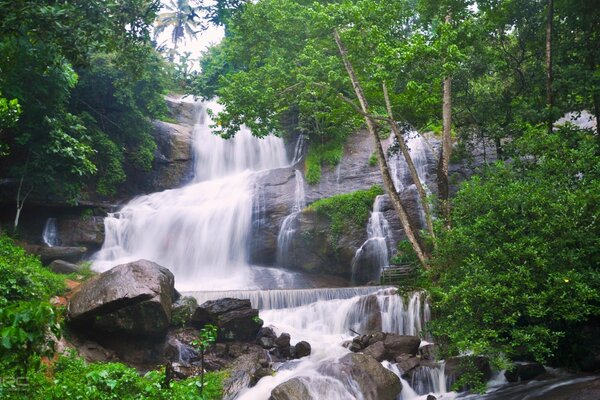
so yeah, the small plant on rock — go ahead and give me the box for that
[192,324,218,396]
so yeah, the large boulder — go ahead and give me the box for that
[57,216,105,248]
[270,378,313,400]
[22,243,87,264]
[69,259,175,337]
[170,296,198,327]
[505,362,546,382]
[349,332,421,362]
[222,346,271,400]
[383,334,421,358]
[48,259,81,274]
[191,298,263,342]
[319,353,402,400]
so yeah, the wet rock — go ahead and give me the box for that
[69,259,175,337]
[419,343,438,361]
[48,259,81,274]
[23,243,87,264]
[270,377,312,400]
[383,334,421,357]
[256,327,277,349]
[275,332,291,348]
[222,347,271,400]
[427,395,438,400]
[191,298,263,342]
[57,216,105,248]
[364,341,386,362]
[356,295,383,333]
[368,331,387,346]
[280,209,366,279]
[528,376,600,400]
[396,355,421,374]
[320,353,402,400]
[505,362,546,382]
[349,341,363,352]
[170,296,198,327]
[294,341,312,358]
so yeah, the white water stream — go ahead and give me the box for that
[42,217,59,247]
[90,100,499,399]
[92,100,289,291]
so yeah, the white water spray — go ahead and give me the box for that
[276,169,306,268]
[42,217,59,247]
[92,100,288,290]
[351,195,392,283]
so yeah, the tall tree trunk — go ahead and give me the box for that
[439,14,453,228]
[546,0,554,133]
[382,82,436,243]
[333,30,429,268]
[13,156,32,232]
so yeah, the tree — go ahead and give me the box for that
[429,125,600,364]
[154,0,201,61]
[0,0,164,227]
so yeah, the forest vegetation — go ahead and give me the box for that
[0,0,599,396]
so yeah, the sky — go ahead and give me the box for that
[154,1,226,70]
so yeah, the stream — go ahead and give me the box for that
[90,99,594,399]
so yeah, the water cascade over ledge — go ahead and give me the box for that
[92,100,289,291]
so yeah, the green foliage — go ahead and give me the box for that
[0,235,65,306]
[429,126,600,364]
[191,324,219,396]
[0,353,226,400]
[0,301,61,374]
[0,0,165,206]
[0,235,66,373]
[309,186,384,245]
[303,141,344,185]
[368,152,378,167]
[390,240,421,267]
[450,357,488,394]
[192,324,218,352]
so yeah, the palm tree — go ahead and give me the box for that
[154,0,201,61]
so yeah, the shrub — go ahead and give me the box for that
[429,126,600,365]
[0,353,226,400]
[0,234,65,306]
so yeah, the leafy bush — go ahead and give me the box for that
[0,353,226,400]
[429,126,600,364]
[309,186,383,245]
[304,141,344,184]
[0,235,65,306]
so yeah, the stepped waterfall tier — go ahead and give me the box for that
[92,100,290,291]
[89,100,503,399]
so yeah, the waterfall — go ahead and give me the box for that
[291,134,306,165]
[92,100,289,291]
[188,286,388,310]
[276,169,306,268]
[351,195,392,283]
[42,217,59,247]
[229,289,430,400]
[389,131,433,228]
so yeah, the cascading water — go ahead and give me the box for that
[224,289,430,400]
[276,169,306,268]
[42,217,59,247]
[92,100,289,291]
[389,131,433,227]
[351,195,392,283]
[91,98,466,398]
[291,134,306,165]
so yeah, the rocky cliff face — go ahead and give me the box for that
[250,129,440,281]
[123,96,195,196]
